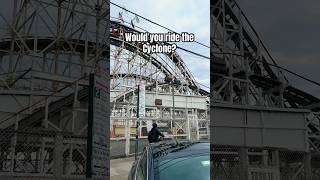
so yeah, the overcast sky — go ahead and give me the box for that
[240,0,320,97]
[110,0,210,90]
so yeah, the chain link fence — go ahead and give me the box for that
[0,130,87,179]
[279,151,305,180]
[110,117,210,158]
[210,145,317,180]
[211,145,241,180]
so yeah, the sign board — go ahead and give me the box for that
[211,103,309,152]
[155,99,162,105]
[87,73,109,178]
[138,81,146,117]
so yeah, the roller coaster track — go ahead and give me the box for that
[0,19,208,133]
[212,0,320,152]
[0,22,198,88]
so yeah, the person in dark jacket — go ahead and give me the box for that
[148,123,165,143]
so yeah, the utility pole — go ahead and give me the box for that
[172,77,176,142]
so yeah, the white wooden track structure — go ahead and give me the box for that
[0,0,209,178]
[212,0,320,179]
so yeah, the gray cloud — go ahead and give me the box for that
[240,0,320,97]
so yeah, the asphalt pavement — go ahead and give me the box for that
[110,156,135,180]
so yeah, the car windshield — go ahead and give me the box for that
[154,143,210,180]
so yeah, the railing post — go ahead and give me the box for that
[187,115,191,141]
[53,134,63,178]
[10,115,19,174]
[272,150,280,180]
[239,148,249,180]
[125,104,131,156]
[304,152,312,180]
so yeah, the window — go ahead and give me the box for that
[155,155,210,180]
